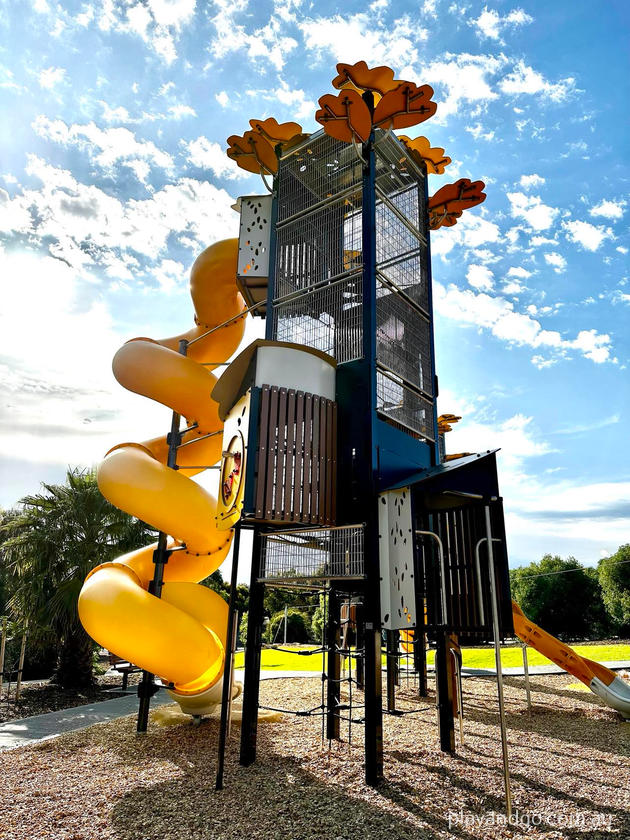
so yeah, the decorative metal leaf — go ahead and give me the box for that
[226,131,278,175]
[398,135,451,174]
[428,179,486,229]
[315,90,372,144]
[332,61,404,96]
[249,117,304,145]
[373,83,437,130]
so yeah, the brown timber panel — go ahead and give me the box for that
[274,388,288,519]
[283,389,296,521]
[255,385,271,519]
[303,394,313,523]
[254,387,337,526]
[293,392,305,522]
[265,387,279,519]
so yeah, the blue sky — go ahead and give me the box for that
[0,0,628,572]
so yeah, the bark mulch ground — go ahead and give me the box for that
[0,673,628,840]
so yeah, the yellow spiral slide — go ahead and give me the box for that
[78,239,246,714]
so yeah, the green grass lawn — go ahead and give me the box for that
[233,642,630,672]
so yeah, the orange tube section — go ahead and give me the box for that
[513,600,630,718]
[78,239,246,701]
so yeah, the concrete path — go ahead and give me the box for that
[2,662,628,752]
[0,669,314,751]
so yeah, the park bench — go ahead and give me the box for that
[107,652,141,691]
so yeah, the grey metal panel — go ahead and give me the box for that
[378,488,416,630]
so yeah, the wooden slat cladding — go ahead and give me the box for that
[254,385,337,525]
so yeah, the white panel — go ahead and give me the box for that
[237,195,273,278]
[379,488,416,630]
[254,346,336,401]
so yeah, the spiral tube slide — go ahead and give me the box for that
[512,601,630,719]
[78,239,246,714]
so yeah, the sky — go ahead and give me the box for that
[0,0,628,577]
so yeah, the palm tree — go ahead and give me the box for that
[1,468,154,688]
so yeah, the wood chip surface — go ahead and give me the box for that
[1,673,628,840]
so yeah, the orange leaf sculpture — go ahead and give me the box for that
[315,89,372,144]
[332,61,404,97]
[226,130,277,175]
[373,82,437,130]
[428,179,486,229]
[248,117,303,145]
[398,135,451,174]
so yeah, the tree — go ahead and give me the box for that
[510,554,608,640]
[1,468,154,688]
[598,545,630,633]
[311,594,326,643]
[266,608,311,644]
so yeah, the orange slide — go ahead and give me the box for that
[512,601,630,719]
[78,240,247,715]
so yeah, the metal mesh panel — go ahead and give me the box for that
[260,525,365,581]
[376,368,434,441]
[272,274,363,362]
[274,193,363,297]
[377,252,428,313]
[374,129,426,196]
[277,132,363,223]
[376,277,433,396]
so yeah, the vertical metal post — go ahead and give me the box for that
[216,522,242,790]
[485,504,512,820]
[421,161,441,466]
[0,617,6,694]
[435,633,455,752]
[360,107,383,788]
[414,630,428,697]
[386,630,397,713]
[283,604,288,646]
[522,643,532,713]
[137,338,187,734]
[239,528,265,766]
[326,588,341,741]
[15,630,27,702]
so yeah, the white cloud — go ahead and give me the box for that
[519,173,545,190]
[544,252,567,273]
[616,246,628,255]
[466,263,494,291]
[299,13,427,69]
[530,234,556,247]
[499,60,576,101]
[507,191,558,230]
[507,266,532,279]
[590,199,626,220]
[38,66,66,89]
[99,101,132,123]
[2,157,238,272]
[182,136,250,180]
[215,91,229,108]
[89,0,196,64]
[32,116,174,182]
[470,7,533,42]
[465,123,495,141]
[563,219,613,251]
[212,11,298,71]
[273,83,317,121]
[168,104,196,119]
[433,282,611,364]
[418,53,506,120]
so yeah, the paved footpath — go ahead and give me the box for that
[1,662,628,751]
[0,669,314,751]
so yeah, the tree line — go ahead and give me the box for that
[1,468,628,689]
